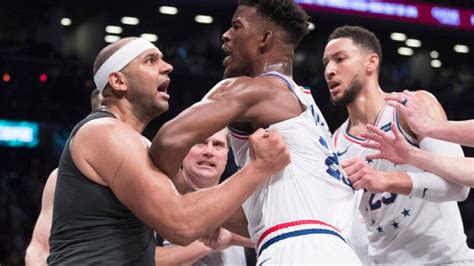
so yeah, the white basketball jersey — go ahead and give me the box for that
[333,104,474,264]
[229,71,362,245]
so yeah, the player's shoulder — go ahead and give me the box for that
[410,89,445,117]
[205,76,277,102]
[205,77,253,96]
[411,89,440,106]
[76,117,144,152]
[222,75,279,89]
[83,116,133,133]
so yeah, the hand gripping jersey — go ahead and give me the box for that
[229,71,362,264]
[333,103,474,264]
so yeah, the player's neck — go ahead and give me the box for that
[100,103,148,133]
[347,84,386,132]
[258,52,293,78]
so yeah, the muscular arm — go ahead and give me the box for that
[150,77,267,178]
[222,207,249,238]
[386,90,474,147]
[25,169,58,266]
[75,121,289,246]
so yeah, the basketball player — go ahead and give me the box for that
[26,127,253,265]
[324,25,474,264]
[150,1,361,264]
[47,37,290,264]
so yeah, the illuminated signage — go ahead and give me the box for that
[296,0,474,31]
[431,7,460,26]
[0,120,39,148]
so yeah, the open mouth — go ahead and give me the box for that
[327,80,341,91]
[158,79,170,93]
[222,45,232,65]
[222,44,231,56]
[197,161,216,168]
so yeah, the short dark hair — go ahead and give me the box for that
[239,0,310,46]
[328,25,382,66]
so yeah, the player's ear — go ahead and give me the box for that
[108,72,128,92]
[366,53,379,74]
[258,30,273,52]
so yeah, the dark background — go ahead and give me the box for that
[1,0,473,264]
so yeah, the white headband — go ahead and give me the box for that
[94,38,156,92]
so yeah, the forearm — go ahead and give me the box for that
[427,120,474,147]
[157,163,271,245]
[409,148,474,187]
[405,137,470,201]
[155,241,213,266]
[25,212,52,266]
[379,170,468,202]
[380,171,413,195]
[223,207,250,238]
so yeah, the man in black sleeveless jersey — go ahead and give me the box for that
[47,37,290,264]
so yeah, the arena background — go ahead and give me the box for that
[1,0,473,264]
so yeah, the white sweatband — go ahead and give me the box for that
[94,38,156,92]
[409,137,469,202]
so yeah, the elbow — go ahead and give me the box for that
[25,243,48,266]
[24,250,32,266]
[443,182,470,202]
[156,208,202,246]
[164,225,199,246]
[456,186,470,202]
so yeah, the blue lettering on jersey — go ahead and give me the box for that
[309,104,325,127]
[319,136,329,150]
[368,192,398,211]
[325,153,353,189]
[314,107,323,126]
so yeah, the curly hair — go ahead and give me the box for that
[239,0,310,46]
[328,26,382,66]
